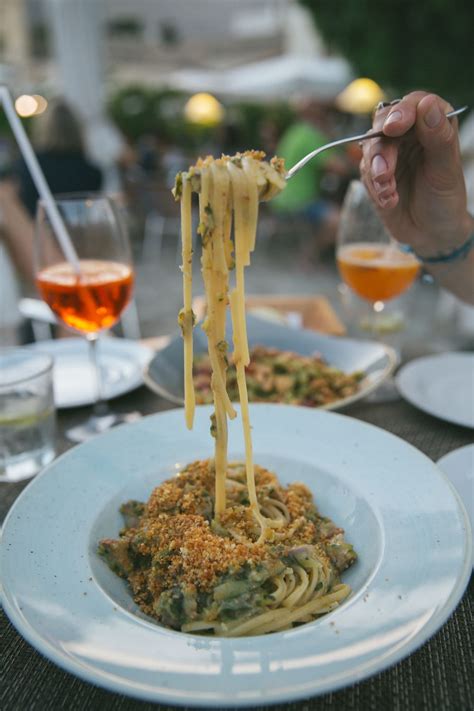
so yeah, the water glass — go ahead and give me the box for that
[0,349,56,482]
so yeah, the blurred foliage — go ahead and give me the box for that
[300,0,473,106]
[106,18,143,37]
[108,85,188,143]
[0,113,33,143]
[227,102,295,153]
[1,85,295,160]
[107,85,295,153]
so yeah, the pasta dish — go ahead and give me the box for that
[98,460,356,635]
[194,345,364,407]
[99,152,356,635]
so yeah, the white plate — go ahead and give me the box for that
[144,315,397,410]
[396,352,474,428]
[27,338,153,409]
[0,405,471,707]
[438,444,474,551]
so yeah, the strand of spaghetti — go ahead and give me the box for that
[229,161,271,534]
[235,267,249,365]
[200,166,236,420]
[210,162,231,515]
[230,297,282,540]
[223,190,234,270]
[180,176,195,429]
[229,291,264,528]
[284,569,296,596]
[210,163,229,278]
[282,565,309,608]
[228,161,250,266]
[229,164,250,365]
[203,273,236,419]
[213,389,228,515]
[221,585,350,637]
[269,575,288,605]
[242,156,259,253]
[300,558,322,604]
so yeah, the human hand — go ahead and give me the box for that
[360,92,473,257]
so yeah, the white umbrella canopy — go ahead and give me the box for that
[168,54,352,102]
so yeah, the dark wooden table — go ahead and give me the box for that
[2,385,473,711]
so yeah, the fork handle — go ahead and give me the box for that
[285,106,467,180]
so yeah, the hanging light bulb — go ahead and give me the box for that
[336,78,386,114]
[184,93,225,127]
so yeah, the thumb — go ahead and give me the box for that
[415,94,460,175]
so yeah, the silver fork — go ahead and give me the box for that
[286,106,468,180]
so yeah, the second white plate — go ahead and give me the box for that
[438,444,474,551]
[27,338,153,409]
[396,352,474,428]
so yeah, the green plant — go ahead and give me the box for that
[107,86,296,152]
[107,86,187,142]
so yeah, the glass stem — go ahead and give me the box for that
[86,335,108,417]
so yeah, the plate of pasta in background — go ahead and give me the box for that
[144,314,397,410]
[1,404,471,706]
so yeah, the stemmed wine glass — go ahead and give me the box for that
[35,194,136,442]
[336,180,420,334]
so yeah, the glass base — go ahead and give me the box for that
[0,445,55,483]
[359,311,405,335]
[66,411,142,443]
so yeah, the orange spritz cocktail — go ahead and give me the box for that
[36,259,134,333]
[337,243,420,302]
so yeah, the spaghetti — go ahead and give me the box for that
[98,460,356,636]
[98,152,356,636]
[174,151,286,529]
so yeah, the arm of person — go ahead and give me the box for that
[0,180,36,285]
[423,228,474,304]
[360,92,474,304]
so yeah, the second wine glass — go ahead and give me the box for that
[336,180,420,334]
[35,193,136,442]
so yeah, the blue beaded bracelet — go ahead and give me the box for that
[399,232,474,264]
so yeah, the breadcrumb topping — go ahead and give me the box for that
[99,460,356,624]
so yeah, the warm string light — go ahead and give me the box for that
[184,92,224,126]
[336,78,385,115]
[14,94,48,118]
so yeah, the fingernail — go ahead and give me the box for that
[384,110,402,127]
[371,154,388,178]
[424,104,442,128]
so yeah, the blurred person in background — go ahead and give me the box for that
[360,91,474,305]
[0,179,37,343]
[272,99,350,261]
[0,99,103,284]
[15,98,103,217]
[0,99,104,343]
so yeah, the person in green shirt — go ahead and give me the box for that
[273,100,346,257]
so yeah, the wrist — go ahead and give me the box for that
[408,213,474,259]
[400,214,474,264]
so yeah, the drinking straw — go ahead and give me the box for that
[0,86,80,273]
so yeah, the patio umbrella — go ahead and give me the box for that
[169,54,352,102]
